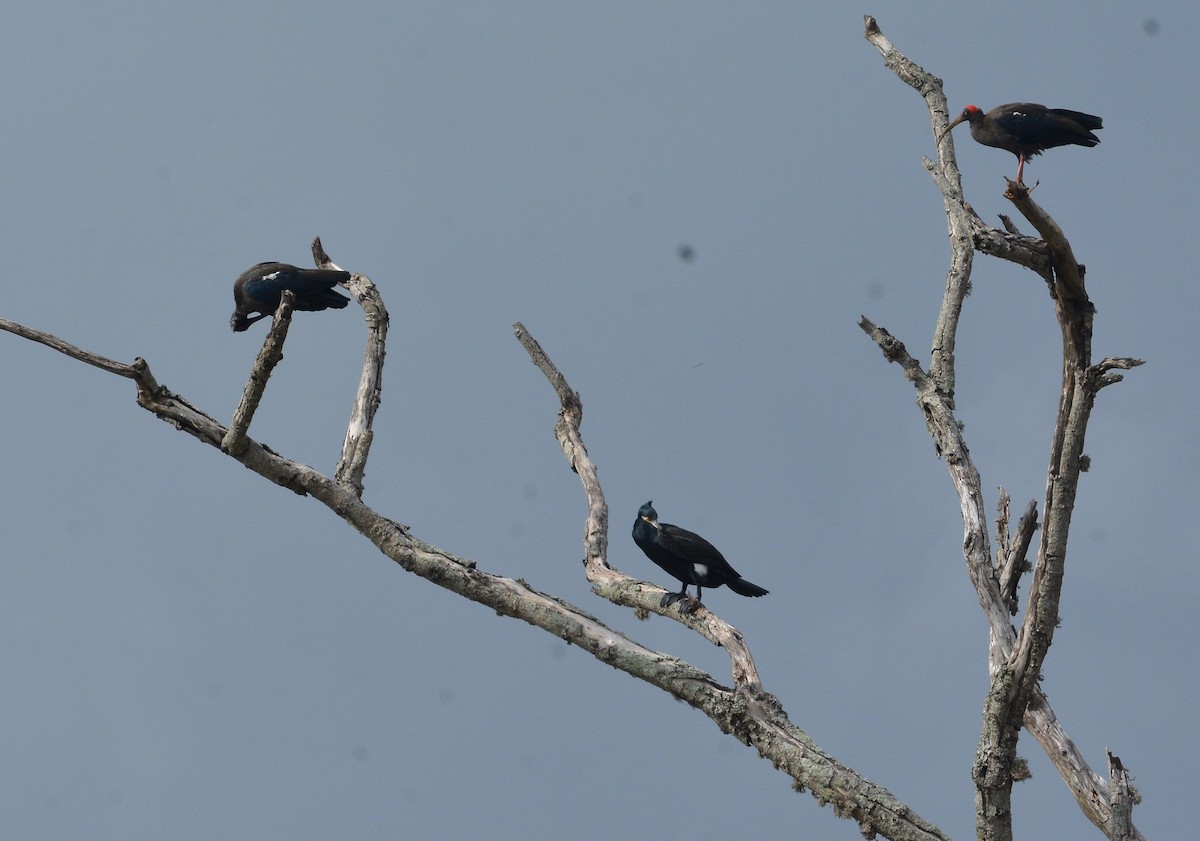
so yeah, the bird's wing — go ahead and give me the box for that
[244,269,349,308]
[988,105,1047,142]
[989,105,1099,147]
[290,289,350,311]
[242,271,294,304]
[658,524,731,566]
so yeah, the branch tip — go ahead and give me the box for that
[311,236,332,268]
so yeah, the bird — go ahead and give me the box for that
[230,262,351,332]
[632,501,768,610]
[937,103,1102,184]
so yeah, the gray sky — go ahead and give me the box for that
[2,3,1195,839]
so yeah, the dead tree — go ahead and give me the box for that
[862,15,1143,841]
[0,17,1142,841]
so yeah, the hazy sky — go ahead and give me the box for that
[2,3,1195,839]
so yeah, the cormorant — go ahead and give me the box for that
[632,501,768,610]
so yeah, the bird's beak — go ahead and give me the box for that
[936,112,968,146]
[640,515,659,529]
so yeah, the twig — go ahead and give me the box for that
[1,317,144,379]
[0,317,217,434]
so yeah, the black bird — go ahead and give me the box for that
[230,262,351,332]
[938,103,1102,184]
[632,501,768,610]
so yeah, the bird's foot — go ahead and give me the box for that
[659,592,701,613]
[660,591,686,608]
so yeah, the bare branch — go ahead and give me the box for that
[865,15,967,401]
[863,16,947,110]
[0,316,152,380]
[998,499,1039,617]
[517,321,949,840]
[985,185,1148,837]
[1092,357,1146,391]
[865,16,1144,840]
[998,214,1021,236]
[0,305,957,841]
[0,317,218,437]
[514,321,763,689]
[312,237,389,496]
[1000,191,1102,733]
[1107,749,1136,841]
[857,312,1112,840]
[970,219,1055,282]
[222,291,295,456]
[996,489,1012,565]
[859,317,1012,642]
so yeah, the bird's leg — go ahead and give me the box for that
[1015,153,1026,185]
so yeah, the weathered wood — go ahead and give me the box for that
[863,15,1144,841]
[312,237,389,497]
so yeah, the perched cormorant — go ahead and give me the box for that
[632,501,768,610]
[938,103,1102,184]
[230,262,351,332]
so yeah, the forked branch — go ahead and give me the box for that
[864,15,1144,841]
[514,322,949,841]
[0,251,955,841]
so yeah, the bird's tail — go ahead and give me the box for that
[727,577,768,598]
[1050,109,1103,131]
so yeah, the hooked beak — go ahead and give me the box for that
[640,514,660,530]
